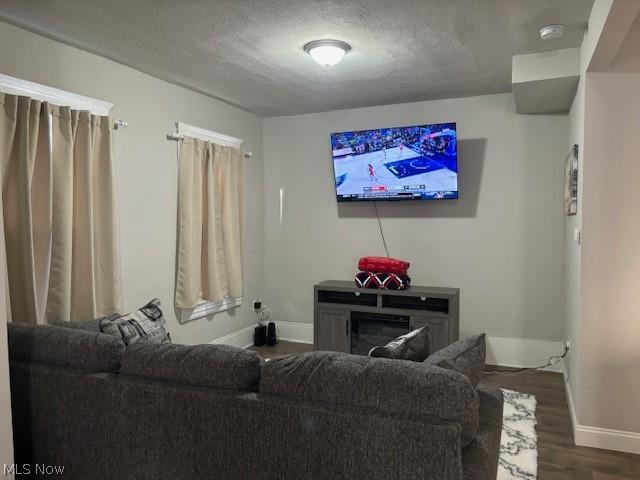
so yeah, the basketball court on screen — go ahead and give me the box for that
[334,146,457,196]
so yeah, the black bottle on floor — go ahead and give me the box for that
[254,325,267,346]
[267,322,277,346]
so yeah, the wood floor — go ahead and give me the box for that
[250,341,640,480]
[482,369,640,480]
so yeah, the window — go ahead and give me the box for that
[0,74,121,323]
[173,122,245,322]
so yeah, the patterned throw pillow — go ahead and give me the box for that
[368,326,430,362]
[355,271,411,290]
[99,298,171,346]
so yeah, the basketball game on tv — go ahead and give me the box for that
[331,123,458,201]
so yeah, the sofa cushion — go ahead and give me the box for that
[368,326,430,362]
[120,342,262,391]
[100,298,171,345]
[50,313,120,333]
[261,350,479,446]
[8,322,125,373]
[423,334,486,387]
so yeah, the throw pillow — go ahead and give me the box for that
[368,326,430,362]
[423,333,486,387]
[355,271,411,290]
[100,298,171,346]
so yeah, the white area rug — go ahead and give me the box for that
[497,389,538,480]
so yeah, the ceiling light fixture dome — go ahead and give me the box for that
[304,39,351,67]
[539,24,565,40]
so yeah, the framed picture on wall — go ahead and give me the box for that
[565,144,578,216]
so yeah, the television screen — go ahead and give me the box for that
[331,123,458,201]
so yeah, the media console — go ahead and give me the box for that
[314,280,459,354]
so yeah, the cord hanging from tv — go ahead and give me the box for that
[331,123,458,202]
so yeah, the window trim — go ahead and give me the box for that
[0,73,113,115]
[177,122,244,149]
[183,297,243,322]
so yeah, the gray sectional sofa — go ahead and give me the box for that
[8,322,503,480]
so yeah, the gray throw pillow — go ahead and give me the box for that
[100,298,171,346]
[368,326,430,362]
[423,333,486,387]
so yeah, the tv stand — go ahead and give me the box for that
[314,280,459,354]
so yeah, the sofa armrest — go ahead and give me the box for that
[461,384,504,480]
[8,322,124,373]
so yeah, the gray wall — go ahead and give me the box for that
[263,93,568,341]
[0,22,265,345]
[580,69,640,433]
[563,1,640,445]
[564,56,585,419]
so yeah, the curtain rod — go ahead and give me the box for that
[111,121,252,159]
[166,132,253,158]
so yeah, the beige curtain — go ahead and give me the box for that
[0,95,52,323]
[175,136,243,309]
[46,106,122,322]
[0,94,122,324]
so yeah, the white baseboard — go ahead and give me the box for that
[574,424,640,454]
[210,321,314,348]
[213,328,565,370]
[564,367,578,432]
[563,368,640,454]
[219,327,566,367]
[277,321,314,344]
[210,324,256,349]
[484,335,565,372]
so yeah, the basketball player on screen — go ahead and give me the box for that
[399,141,404,158]
[368,163,378,183]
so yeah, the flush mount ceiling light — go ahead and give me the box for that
[539,24,565,40]
[303,39,351,67]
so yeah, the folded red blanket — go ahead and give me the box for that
[358,256,410,276]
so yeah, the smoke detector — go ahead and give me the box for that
[540,24,565,40]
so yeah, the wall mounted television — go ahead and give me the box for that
[331,122,458,202]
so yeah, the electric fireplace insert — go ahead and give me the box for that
[350,311,410,356]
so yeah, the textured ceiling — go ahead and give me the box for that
[0,0,594,116]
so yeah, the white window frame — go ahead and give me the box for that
[176,122,244,148]
[181,296,243,323]
[0,73,112,115]
[176,121,244,322]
